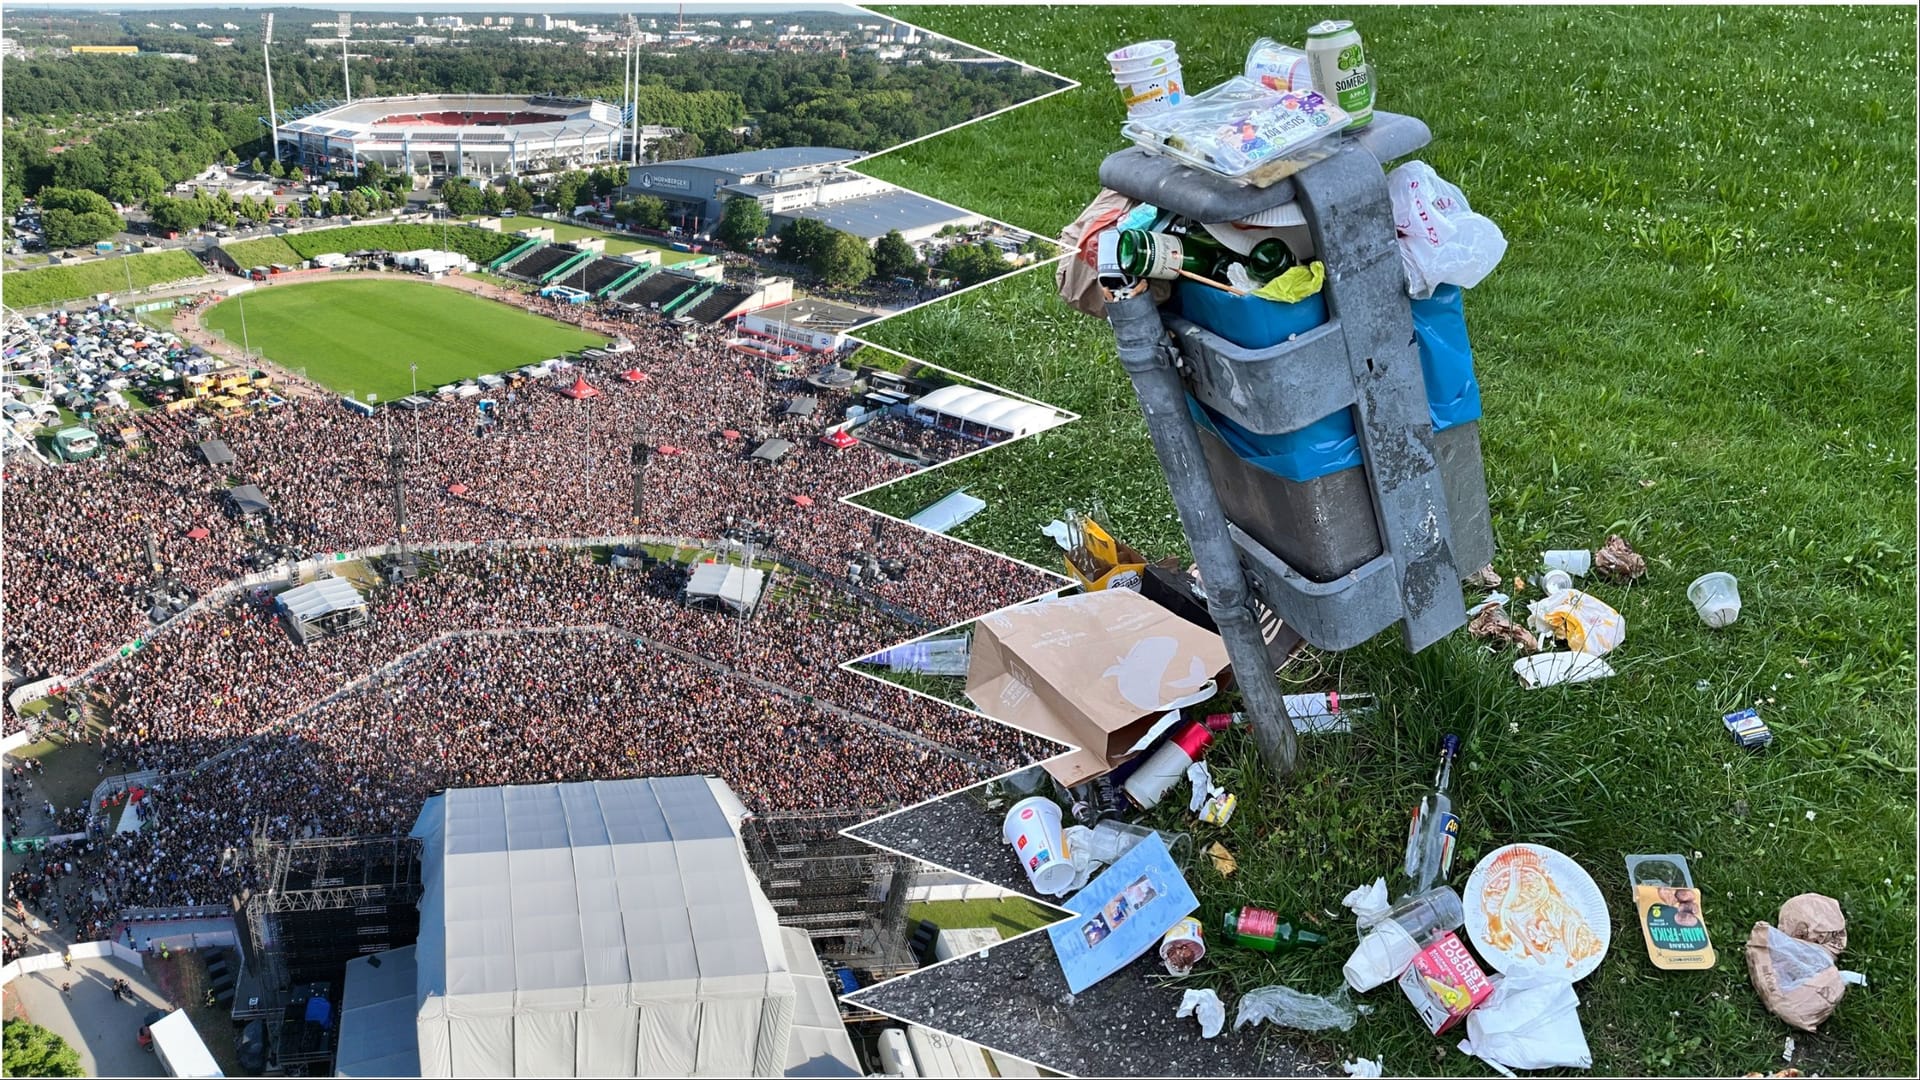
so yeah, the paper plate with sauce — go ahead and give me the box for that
[1464,842,1611,982]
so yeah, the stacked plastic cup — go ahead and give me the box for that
[1107,40,1184,118]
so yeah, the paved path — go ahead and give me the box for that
[3,955,169,1079]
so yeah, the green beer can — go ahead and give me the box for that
[1306,19,1374,128]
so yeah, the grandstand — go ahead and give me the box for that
[615,269,707,312]
[552,256,645,297]
[274,94,621,178]
[499,243,584,283]
[686,284,758,324]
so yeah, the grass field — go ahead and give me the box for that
[850,5,1916,1076]
[906,897,1066,940]
[1,249,207,309]
[199,279,605,399]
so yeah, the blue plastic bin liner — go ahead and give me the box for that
[1188,394,1363,484]
[1174,280,1329,351]
[1410,285,1482,432]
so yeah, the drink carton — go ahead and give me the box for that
[1397,930,1492,1034]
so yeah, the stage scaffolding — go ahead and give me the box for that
[740,808,918,979]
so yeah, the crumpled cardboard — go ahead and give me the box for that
[966,590,1230,784]
[1594,534,1648,581]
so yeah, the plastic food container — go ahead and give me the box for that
[1123,77,1351,187]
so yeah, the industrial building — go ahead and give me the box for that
[625,149,981,241]
[274,94,623,178]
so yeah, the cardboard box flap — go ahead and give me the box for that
[967,590,1229,766]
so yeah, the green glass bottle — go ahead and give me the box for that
[1116,229,1221,280]
[1222,906,1329,951]
[1172,227,1297,283]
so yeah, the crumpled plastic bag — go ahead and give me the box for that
[1056,189,1172,318]
[1456,966,1593,1071]
[1178,988,1226,1039]
[1526,589,1625,656]
[1387,160,1509,299]
[1225,259,1326,302]
[1342,1058,1384,1079]
[1342,877,1391,930]
[1748,921,1847,1032]
[1778,893,1848,956]
[1593,535,1648,582]
[1233,984,1359,1033]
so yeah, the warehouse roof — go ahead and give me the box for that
[773,189,979,241]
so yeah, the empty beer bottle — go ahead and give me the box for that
[1115,229,1214,280]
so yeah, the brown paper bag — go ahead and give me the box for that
[966,590,1229,784]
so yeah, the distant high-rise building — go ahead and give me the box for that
[414,16,426,27]
[540,14,556,31]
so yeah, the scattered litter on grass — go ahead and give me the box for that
[1177,988,1226,1038]
[1455,966,1593,1071]
[1526,590,1625,655]
[1342,1057,1384,1078]
[1472,565,1503,589]
[1341,877,1391,930]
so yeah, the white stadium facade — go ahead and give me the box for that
[274,94,623,178]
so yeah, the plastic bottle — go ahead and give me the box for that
[1121,720,1213,810]
[1222,906,1329,951]
[1403,734,1461,895]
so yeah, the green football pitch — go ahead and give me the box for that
[199,279,606,400]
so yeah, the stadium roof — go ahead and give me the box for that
[772,189,979,240]
[637,147,861,179]
[410,778,794,1077]
[750,298,876,331]
[277,576,366,622]
[912,384,1063,438]
[277,94,618,144]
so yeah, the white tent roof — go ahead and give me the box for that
[410,777,796,1077]
[907,490,986,535]
[911,384,1060,438]
[149,1009,224,1078]
[686,563,766,610]
[277,577,366,621]
[777,928,859,1078]
[336,947,423,1078]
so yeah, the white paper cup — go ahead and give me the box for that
[1344,919,1422,993]
[1543,549,1592,576]
[1687,572,1742,629]
[1106,40,1178,69]
[1003,796,1075,896]
[1115,64,1184,118]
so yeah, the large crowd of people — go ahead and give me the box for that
[1,283,1069,948]
[3,310,1060,690]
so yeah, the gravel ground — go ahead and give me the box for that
[848,783,1045,898]
[847,929,1334,1078]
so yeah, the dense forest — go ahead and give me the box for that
[3,40,1061,208]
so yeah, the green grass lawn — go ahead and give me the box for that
[852,5,1916,1076]
[1,249,207,309]
[907,897,1066,940]
[199,279,605,399]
